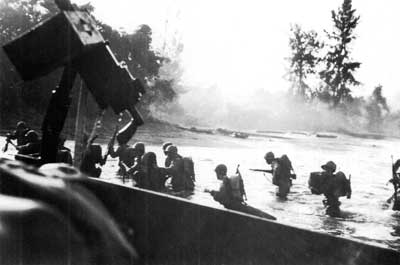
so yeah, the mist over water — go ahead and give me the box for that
[151,84,399,135]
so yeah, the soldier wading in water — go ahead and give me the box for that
[206,164,276,220]
[263,152,296,199]
[309,161,351,217]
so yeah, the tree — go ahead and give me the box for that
[319,0,361,106]
[98,23,179,113]
[0,0,181,126]
[365,85,389,131]
[287,24,322,100]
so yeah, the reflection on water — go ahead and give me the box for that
[1,132,400,250]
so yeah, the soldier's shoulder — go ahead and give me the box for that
[222,176,231,184]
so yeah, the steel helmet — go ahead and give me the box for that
[264,152,275,160]
[133,142,145,154]
[321,161,337,172]
[25,130,39,142]
[214,164,227,175]
[165,145,178,155]
[17,121,27,130]
[162,142,173,151]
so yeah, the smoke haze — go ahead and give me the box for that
[148,76,400,136]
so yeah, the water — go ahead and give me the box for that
[2,131,400,251]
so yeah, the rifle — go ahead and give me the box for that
[236,164,247,201]
[3,138,17,152]
[347,174,352,199]
[250,167,296,180]
[249,168,273,174]
[2,138,10,152]
[102,125,119,164]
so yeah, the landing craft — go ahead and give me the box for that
[0,1,399,264]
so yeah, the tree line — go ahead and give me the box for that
[286,0,391,131]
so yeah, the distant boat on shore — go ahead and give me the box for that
[316,133,338,139]
[231,132,249,139]
[256,130,286,134]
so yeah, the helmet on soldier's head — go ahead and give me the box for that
[17,121,27,130]
[321,161,336,172]
[162,142,173,151]
[215,164,227,175]
[25,130,39,143]
[126,147,138,160]
[264,152,275,163]
[264,152,274,160]
[133,142,145,155]
[165,145,178,155]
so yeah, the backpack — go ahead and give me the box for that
[228,174,245,202]
[182,157,195,180]
[308,171,351,198]
[332,171,352,198]
[279,155,293,173]
[276,155,295,181]
[308,171,329,195]
[182,157,195,190]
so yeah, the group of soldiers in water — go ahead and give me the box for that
[5,120,399,218]
[5,121,72,164]
[79,135,196,193]
[5,121,196,193]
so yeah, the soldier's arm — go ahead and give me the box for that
[250,168,273,174]
[212,179,231,204]
[127,159,141,174]
[164,159,181,175]
[119,161,130,173]
[164,157,171,167]
[16,144,34,155]
[7,131,17,140]
[274,164,282,177]
[109,146,120,158]
[209,187,221,200]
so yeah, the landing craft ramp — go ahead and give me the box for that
[84,178,400,265]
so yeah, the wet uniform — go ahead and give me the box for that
[323,172,345,217]
[165,156,172,167]
[165,156,186,192]
[109,144,133,176]
[7,128,30,146]
[130,156,147,187]
[141,152,168,191]
[148,167,168,191]
[211,175,275,220]
[17,142,41,155]
[80,145,104,178]
[271,159,291,198]
[211,176,237,207]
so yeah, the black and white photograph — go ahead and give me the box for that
[0,0,399,264]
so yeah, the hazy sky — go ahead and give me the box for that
[74,0,400,107]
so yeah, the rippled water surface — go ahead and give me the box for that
[2,130,400,250]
